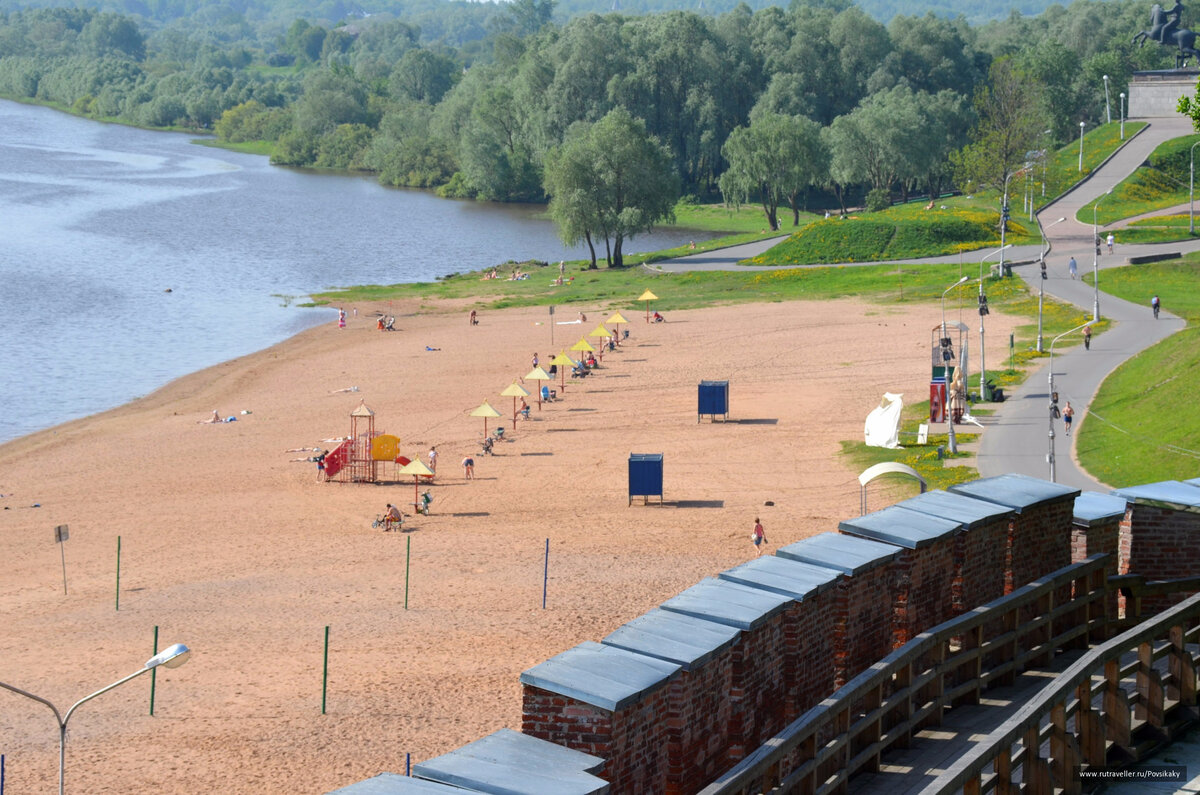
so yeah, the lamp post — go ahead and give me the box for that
[978,243,1011,402]
[941,275,970,454]
[1036,216,1068,353]
[1048,323,1092,482]
[1042,129,1052,196]
[1078,121,1086,171]
[1190,140,1200,235]
[1092,188,1112,322]
[1120,92,1126,139]
[0,643,191,795]
[1103,75,1111,124]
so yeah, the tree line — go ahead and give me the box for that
[0,0,1182,265]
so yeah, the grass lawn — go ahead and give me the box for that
[1076,258,1200,485]
[1079,132,1200,226]
[1038,122,1147,213]
[1118,213,1200,244]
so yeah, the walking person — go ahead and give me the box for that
[338,308,346,329]
[1083,324,1091,351]
[428,445,438,473]
[1106,232,1114,254]
[1068,256,1078,280]
[751,517,766,556]
[1063,402,1075,436]
[1152,294,1161,319]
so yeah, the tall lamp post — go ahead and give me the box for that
[1189,140,1200,235]
[941,275,970,454]
[0,643,191,795]
[978,243,1011,402]
[1120,92,1126,139]
[1078,121,1086,171]
[1036,216,1068,353]
[1103,75,1111,124]
[1048,323,1092,482]
[1092,188,1112,322]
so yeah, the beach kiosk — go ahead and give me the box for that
[628,453,663,505]
[697,380,729,422]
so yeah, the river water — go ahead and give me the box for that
[0,101,707,444]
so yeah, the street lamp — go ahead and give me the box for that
[1078,121,1086,171]
[1189,140,1200,235]
[941,275,970,454]
[1036,216,1068,353]
[1103,75,1111,124]
[978,243,1011,402]
[0,643,191,795]
[1120,92,1126,139]
[1092,188,1112,322]
[1047,323,1092,482]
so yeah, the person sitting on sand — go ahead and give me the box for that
[384,503,404,530]
[199,410,221,424]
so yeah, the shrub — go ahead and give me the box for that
[865,187,891,213]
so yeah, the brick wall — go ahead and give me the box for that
[956,517,1009,614]
[1121,503,1200,614]
[1009,497,1075,591]
[831,563,896,687]
[890,539,957,647]
[728,613,787,761]
[522,683,672,792]
[786,594,836,721]
[663,649,734,794]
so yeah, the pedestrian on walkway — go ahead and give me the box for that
[1083,325,1091,350]
[1068,256,1078,279]
[1152,294,1161,319]
[1063,402,1075,436]
[1106,232,1114,254]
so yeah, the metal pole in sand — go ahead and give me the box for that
[321,626,330,715]
[542,538,549,609]
[115,536,121,611]
[150,626,158,716]
[405,537,411,610]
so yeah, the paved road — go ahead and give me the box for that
[976,116,1194,490]
[650,115,1196,490]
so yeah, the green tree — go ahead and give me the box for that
[543,108,678,268]
[718,113,828,229]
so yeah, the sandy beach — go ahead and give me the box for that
[0,295,1021,793]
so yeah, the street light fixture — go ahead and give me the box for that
[1092,188,1112,322]
[1036,216,1068,353]
[941,275,970,454]
[1120,92,1126,139]
[1103,75,1111,124]
[978,243,1011,402]
[1047,323,1092,482]
[1189,140,1200,235]
[0,643,191,795]
[1078,121,1086,171]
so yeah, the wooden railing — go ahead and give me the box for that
[928,583,1200,794]
[698,556,1110,795]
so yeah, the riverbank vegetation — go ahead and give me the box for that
[0,0,1185,266]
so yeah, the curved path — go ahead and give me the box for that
[651,116,1196,490]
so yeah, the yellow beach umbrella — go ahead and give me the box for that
[501,381,531,425]
[551,352,574,393]
[638,289,658,323]
[606,311,630,345]
[526,365,553,409]
[469,400,502,437]
[398,457,435,512]
[587,324,613,361]
[571,337,595,354]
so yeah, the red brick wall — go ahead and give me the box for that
[663,651,734,794]
[831,564,896,687]
[522,683,672,792]
[728,613,787,762]
[1120,503,1200,615]
[891,539,957,648]
[786,595,836,721]
[1009,497,1075,590]
[1072,519,1120,620]
[956,518,1009,613]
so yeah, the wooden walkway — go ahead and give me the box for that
[849,651,1087,794]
